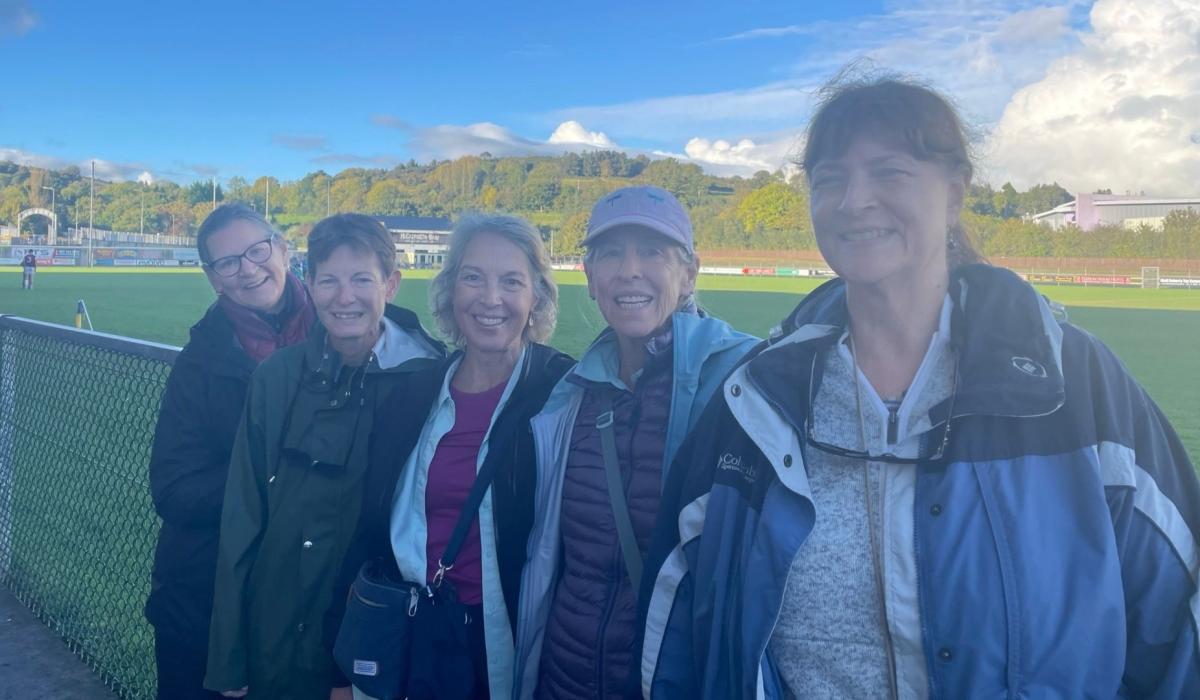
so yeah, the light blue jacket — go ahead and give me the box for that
[511,311,759,700]
[643,266,1200,699]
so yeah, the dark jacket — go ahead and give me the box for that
[204,305,445,700]
[145,302,258,645]
[537,351,674,700]
[326,342,575,658]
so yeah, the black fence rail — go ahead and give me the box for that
[0,315,179,699]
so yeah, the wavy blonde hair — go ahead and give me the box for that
[429,213,558,346]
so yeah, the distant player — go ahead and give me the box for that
[21,251,37,290]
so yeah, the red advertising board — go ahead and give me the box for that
[1074,275,1131,285]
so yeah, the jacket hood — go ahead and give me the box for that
[548,310,755,408]
[302,303,447,379]
[752,264,1066,428]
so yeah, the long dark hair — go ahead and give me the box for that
[802,72,984,268]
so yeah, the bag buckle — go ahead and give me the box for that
[596,410,614,429]
[432,559,453,588]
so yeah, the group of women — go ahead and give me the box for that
[147,75,1200,700]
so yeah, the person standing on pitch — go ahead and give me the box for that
[20,250,37,289]
[147,203,316,700]
[205,214,445,700]
[511,186,760,699]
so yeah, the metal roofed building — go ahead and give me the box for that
[374,215,453,267]
[1031,193,1200,231]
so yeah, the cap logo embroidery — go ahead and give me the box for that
[1011,356,1047,378]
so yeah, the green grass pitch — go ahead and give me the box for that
[2,268,1197,463]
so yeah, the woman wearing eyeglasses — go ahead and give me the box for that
[204,214,445,700]
[642,75,1200,699]
[147,203,316,700]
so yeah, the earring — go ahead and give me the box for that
[528,316,534,328]
[946,225,958,251]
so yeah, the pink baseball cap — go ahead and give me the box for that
[584,185,694,253]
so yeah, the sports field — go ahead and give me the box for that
[2,268,1198,463]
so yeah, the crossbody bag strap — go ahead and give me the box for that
[596,394,643,590]
[432,394,511,588]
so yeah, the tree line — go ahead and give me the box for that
[2,154,1196,260]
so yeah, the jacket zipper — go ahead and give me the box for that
[887,405,899,446]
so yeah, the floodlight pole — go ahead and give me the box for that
[41,185,56,242]
[89,161,95,267]
[265,179,270,223]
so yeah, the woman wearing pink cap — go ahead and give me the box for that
[510,186,760,699]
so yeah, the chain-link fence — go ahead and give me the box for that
[0,315,178,699]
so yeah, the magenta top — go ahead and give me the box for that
[425,380,506,605]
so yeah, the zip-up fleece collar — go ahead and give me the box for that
[303,303,445,381]
[755,264,1065,434]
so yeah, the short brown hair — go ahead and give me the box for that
[306,214,396,278]
[802,73,983,267]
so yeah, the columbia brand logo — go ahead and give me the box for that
[353,659,379,677]
[717,452,757,482]
[1011,356,1047,378]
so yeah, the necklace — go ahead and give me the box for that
[849,337,901,700]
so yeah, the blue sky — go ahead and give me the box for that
[2,0,1197,194]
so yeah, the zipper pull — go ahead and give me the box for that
[408,586,419,617]
[887,406,899,446]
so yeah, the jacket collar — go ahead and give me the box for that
[186,302,258,379]
[303,303,446,380]
[751,264,1066,430]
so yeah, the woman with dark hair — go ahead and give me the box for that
[328,213,572,700]
[642,75,1200,698]
[205,214,445,700]
[147,203,315,700]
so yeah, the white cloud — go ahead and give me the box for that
[1,147,165,182]
[408,118,802,178]
[673,133,802,178]
[550,82,814,142]
[986,0,1200,194]
[0,1,36,38]
[543,2,1089,152]
[547,121,615,148]
[137,171,154,185]
[0,147,62,170]
[410,121,621,161]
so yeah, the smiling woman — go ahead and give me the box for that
[204,213,446,700]
[511,186,760,700]
[147,203,317,700]
[642,74,1200,700]
[327,213,573,700]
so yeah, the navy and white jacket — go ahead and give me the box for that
[641,265,1200,699]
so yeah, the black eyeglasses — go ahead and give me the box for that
[803,349,958,465]
[206,236,277,277]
